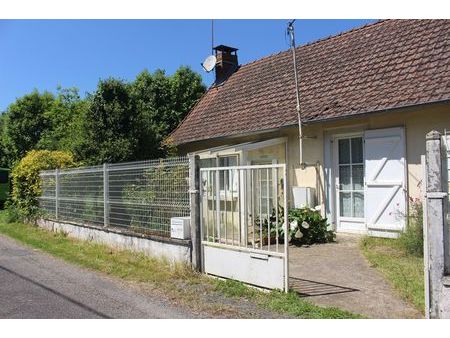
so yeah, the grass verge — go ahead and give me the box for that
[360,236,424,313]
[0,212,359,318]
[213,279,362,319]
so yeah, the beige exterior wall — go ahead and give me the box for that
[285,103,450,203]
[180,103,450,209]
[246,143,286,164]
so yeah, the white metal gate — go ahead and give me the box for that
[199,164,289,291]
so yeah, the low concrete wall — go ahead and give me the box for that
[37,219,191,264]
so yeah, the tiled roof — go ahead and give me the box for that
[171,20,450,145]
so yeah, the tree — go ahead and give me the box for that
[74,78,139,165]
[169,66,206,132]
[0,114,8,168]
[2,90,54,167]
[37,87,87,153]
[0,66,206,167]
[132,66,205,159]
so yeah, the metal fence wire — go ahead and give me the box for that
[39,157,190,237]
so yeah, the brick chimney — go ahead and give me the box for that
[213,45,239,85]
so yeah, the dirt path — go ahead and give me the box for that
[288,234,423,318]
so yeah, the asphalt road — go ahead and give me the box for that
[0,235,196,318]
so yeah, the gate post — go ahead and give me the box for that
[424,130,450,318]
[189,155,202,271]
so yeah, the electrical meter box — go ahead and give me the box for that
[170,217,191,240]
[292,187,316,208]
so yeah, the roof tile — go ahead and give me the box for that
[172,20,450,145]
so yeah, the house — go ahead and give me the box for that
[171,19,450,238]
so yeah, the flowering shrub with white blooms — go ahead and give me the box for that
[286,207,335,245]
[268,206,334,245]
[258,205,335,245]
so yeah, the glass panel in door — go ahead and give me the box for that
[337,137,364,218]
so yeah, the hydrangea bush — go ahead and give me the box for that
[265,206,335,245]
[287,207,335,245]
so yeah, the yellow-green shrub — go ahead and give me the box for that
[10,150,76,221]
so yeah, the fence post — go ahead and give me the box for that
[424,130,450,318]
[189,154,201,271]
[103,163,109,227]
[421,154,430,318]
[55,168,60,220]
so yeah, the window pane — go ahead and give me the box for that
[340,192,352,217]
[353,192,364,218]
[219,170,226,191]
[351,137,363,163]
[219,156,237,167]
[199,158,216,168]
[218,156,238,191]
[339,165,351,190]
[352,165,364,190]
[338,139,350,164]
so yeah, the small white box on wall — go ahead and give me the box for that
[292,187,316,208]
[170,217,191,239]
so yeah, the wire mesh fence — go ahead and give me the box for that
[39,157,190,237]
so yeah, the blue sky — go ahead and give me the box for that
[0,19,376,112]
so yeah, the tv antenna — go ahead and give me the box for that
[287,19,305,169]
[201,19,217,73]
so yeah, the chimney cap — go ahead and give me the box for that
[213,45,238,53]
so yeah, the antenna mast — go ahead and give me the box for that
[287,19,305,168]
[211,19,214,54]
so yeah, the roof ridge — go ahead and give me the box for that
[237,19,385,70]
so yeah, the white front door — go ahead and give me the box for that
[334,135,366,233]
[364,127,407,237]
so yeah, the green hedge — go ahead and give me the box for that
[10,150,76,221]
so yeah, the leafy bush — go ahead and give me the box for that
[398,197,423,256]
[263,206,335,245]
[287,207,335,245]
[10,150,75,221]
[2,200,20,223]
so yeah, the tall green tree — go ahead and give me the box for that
[74,78,139,165]
[0,114,8,168]
[0,66,205,167]
[2,90,54,167]
[132,66,205,159]
[38,87,86,152]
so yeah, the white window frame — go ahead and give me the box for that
[332,132,366,230]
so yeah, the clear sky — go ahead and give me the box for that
[0,19,376,112]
